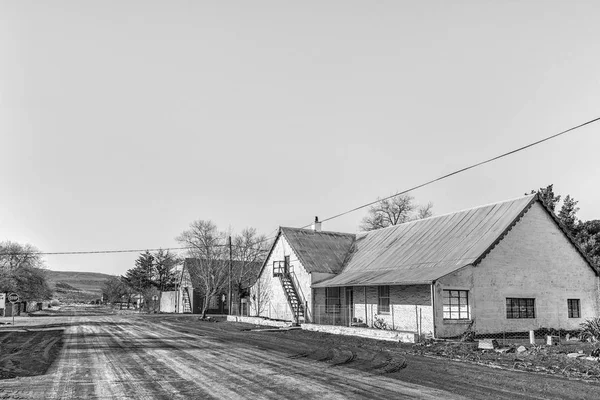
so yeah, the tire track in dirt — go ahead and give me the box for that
[144,319,462,400]
[5,314,600,399]
[100,318,206,399]
[132,319,384,399]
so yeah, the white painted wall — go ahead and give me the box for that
[313,284,434,336]
[250,234,313,322]
[436,202,600,337]
[160,291,177,313]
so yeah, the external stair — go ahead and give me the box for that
[182,288,192,313]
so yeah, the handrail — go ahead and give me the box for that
[289,271,310,322]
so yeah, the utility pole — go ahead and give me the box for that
[228,235,232,315]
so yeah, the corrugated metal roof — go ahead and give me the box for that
[281,227,356,274]
[313,194,538,287]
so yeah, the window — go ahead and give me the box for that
[326,287,341,313]
[378,286,390,313]
[506,298,535,319]
[443,290,470,320]
[568,299,581,318]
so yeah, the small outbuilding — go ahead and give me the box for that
[250,194,600,338]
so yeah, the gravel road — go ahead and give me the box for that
[1,313,599,399]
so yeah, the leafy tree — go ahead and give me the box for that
[0,241,45,270]
[153,249,179,291]
[123,251,155,294]
[558,195,579,234]
[576,220,600,267]
[527,184,561,212]
[0,241,52,301]
[102,276,129,305]
[360,193,433,231]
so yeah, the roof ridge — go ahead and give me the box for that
[280,226,355,237]
[355,193,538,235]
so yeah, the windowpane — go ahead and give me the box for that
[506,298,535,319]
[326,287,341,313]
[568,299,580,318]
[378,286,390,313]
[442,290,469,320]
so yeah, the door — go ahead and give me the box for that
[345,287,354,326]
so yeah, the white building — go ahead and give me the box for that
[250,194,600,338]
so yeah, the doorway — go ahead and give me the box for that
[345,287,354,326]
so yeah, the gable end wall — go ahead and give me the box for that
[438,202,599,336]
[250,234,313,321]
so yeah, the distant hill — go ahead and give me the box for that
[46,270,115,303]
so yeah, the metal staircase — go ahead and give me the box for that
[182,288,192,313]
[273,259,304,323]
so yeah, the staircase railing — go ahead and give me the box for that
[273,260,304,323]
[182,288,192,313]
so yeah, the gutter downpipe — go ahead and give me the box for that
[431,281,437,339]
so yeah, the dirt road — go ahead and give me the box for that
[1,312,599,399]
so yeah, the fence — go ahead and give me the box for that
[228,300,251,317]
[438,301,592,346]
[312,305,355,327]
[235,300,594,346]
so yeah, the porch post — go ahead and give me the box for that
[363,286,367,324]
[430,281,437,339]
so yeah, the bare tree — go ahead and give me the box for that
[360,193,433,231]
[231,228,270,312]
[417,202,434,220]
[250,273,271,317]
[176,220,229,318]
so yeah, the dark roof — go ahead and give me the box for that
[315,194,599,287]
[279,227,356,274]
[183,258,262,289]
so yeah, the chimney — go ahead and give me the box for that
[311,216,322,232]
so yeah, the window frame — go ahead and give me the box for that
[442,290,470,320]
[506,298,536,319]
[568,299,581,318]
[325,287,341,313]
[377,285,390,314]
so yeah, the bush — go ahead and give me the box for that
[580,317,600,342]
[50,299,60,307]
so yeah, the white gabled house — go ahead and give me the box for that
[250,194,600,338]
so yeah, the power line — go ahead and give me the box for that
[3,116,598,256]
[305,115,600,226]
[0,244,271,257]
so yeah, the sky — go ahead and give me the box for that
[1,1,599,276]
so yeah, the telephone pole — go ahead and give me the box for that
[228,235,232,315]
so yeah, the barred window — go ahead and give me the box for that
[378,286,390,313]
[506,298,535,319]
[568,299,580,318]
[325,287,341,313]
[443,290,470,320]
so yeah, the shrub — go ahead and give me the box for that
[579,317,600,342]
[50,299,60,307]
